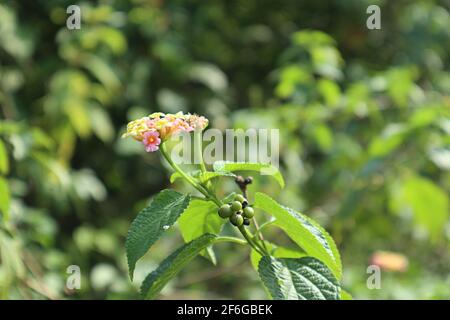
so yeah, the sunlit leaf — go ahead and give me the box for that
[254,192,342,279]
[141,234,217,299]
[258,256,340,300]
[214,161,284,188]
[250,243,305,272]
[0,177,10,220]
[318,79,341,107]
[83,53,121,90]
[126,189,191,280]
[88,104,114,142]
[178,199,224,264]
[389,175,449,241]
[0,138,9,174]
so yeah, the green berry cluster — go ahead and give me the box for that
[218,194,254,227]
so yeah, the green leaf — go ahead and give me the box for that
[340,289,353,300]
[292,30,335,47]
[178,199,224,264]
[254,192,342,279]
[170,170,200,184]
[389,175,449,241]
[317,79,341,107]
[0,177,10,220]
[276,65,312,98]
[126,189,190,280]
[310,124,333,152]
[170,170,236,184]
[88,104,114,142]
[187,63,228,92]
[213,161,284,188]
[368,124,409,158]
[83,53,121,90]
[250,243,305,272]
[0,139,9,174]
[64,101,92,138]
[141,233,217,299]
[0,230,26,278]
[258,256,340,300]
[198,171,237,183]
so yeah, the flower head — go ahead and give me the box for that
[122,117,150,141]
[122,111,209,152]
[187,114,209,130]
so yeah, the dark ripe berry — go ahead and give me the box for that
[244,177,253,184]
[242,200,248,208]
[235,176,245,184]
[243,218,251,226]
[230,212,244,226]
[234,194,246,203]
[218,204,233,218]
[243,206,254,218]
[230,201,242,212]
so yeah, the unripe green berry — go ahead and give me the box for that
[243,206,254,218]
[230,212,244,226]
[234,194,246,203]
[230,201,242,212]
[218,204,233,218]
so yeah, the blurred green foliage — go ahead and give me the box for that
[0,0,449,299]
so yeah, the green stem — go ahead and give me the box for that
[257,219,275,232]
[238,225,265,256]
[215,236,247,245]
[194,129,208,174]
[160,143,210,197]
[252,234,269,255]
[194,129,214,191]
[252,217,269,252]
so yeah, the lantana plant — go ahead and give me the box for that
[123,112,346,300]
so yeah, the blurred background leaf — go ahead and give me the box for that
[0,0,449,299]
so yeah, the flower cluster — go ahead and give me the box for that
[122,112,209,152]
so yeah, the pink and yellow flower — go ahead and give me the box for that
[122,112,209,152]
[142,130,161,152]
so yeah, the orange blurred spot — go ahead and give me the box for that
[370,251,409,272]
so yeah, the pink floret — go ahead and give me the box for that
[142,131,161,152]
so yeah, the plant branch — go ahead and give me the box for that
[215,236,248,245]
[161,143,267,256]
[238,225,265,256]
[194,129,208,174]
[235,175,268,252]
[160,142,210,197]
